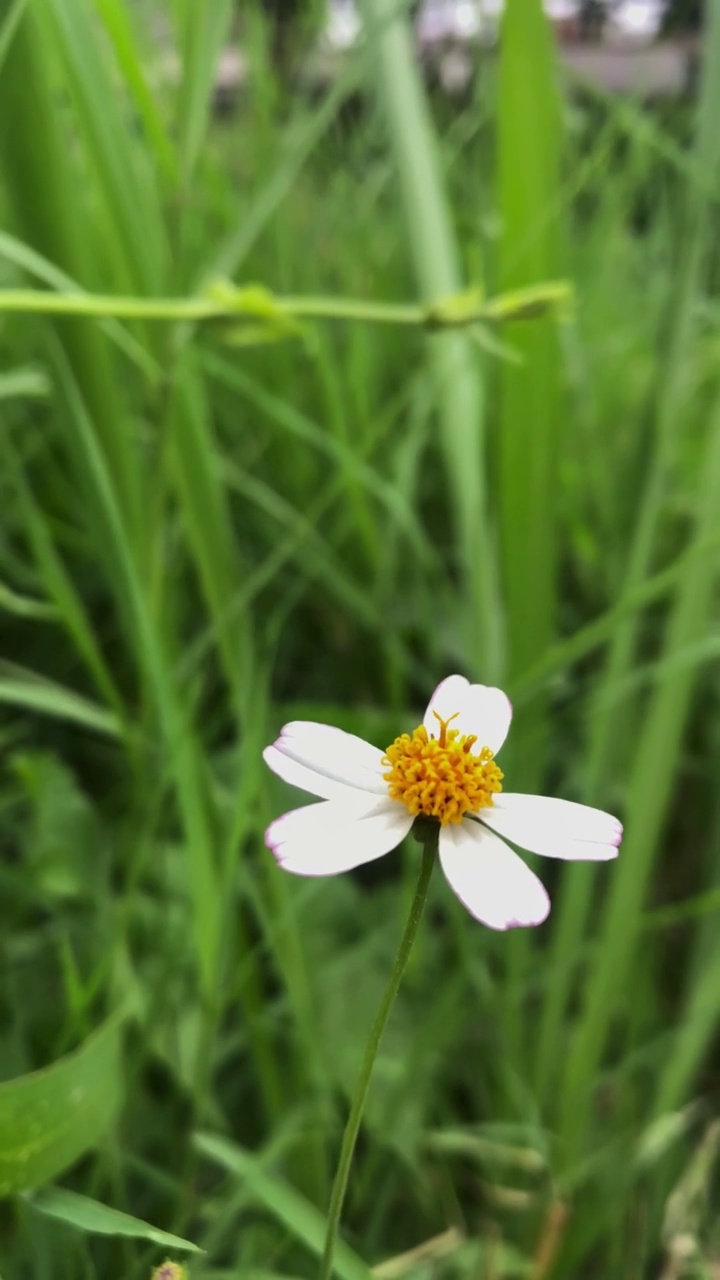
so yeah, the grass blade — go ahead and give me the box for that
[26,1187,201,1253]
[194,1132,373,1280]
[359,0,502,679]
[496,0,563,783]
[558,383,720,1162]
[536,0,720,1107]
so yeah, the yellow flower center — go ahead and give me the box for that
[382,711,503,826]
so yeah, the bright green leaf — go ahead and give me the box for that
[26,1186,202,1254]
[0,1015,124,1195]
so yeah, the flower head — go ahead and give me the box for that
[263,675,622,930]
[151,1264,186,1280]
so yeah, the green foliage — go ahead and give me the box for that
[0,1017,123,1195]
[195,1134,373,1280]
[27,1186,200,1253]
[1,0,720,1276]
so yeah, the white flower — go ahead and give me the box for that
[263,674,622,930]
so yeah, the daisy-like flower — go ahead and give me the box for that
[263,675,622,930]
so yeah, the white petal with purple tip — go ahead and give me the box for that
[263,720,387,802]
[439,819,550,930]
[266,796,412,877]
[480,794,622,860]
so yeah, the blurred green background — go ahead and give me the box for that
[1,0,720,1276]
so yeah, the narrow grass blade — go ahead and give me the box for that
[652,792,720,1116]
[558,383,720,1163]
[51,356,222,996]
[26,1187,201,1253]
[493,0,564,1058]
[0,12,143,520]
[0,663,121,738]
[93,0,177,187]
[536,0,720,1107]
[359,0,502,679]
[166,362,253,711]
[174,0,233,189]
[194,1133,373,1280]
[4,434,126,718]
[496,0,563,782]
[38,0,168,294]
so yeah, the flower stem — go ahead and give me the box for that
[318,831,437,1280]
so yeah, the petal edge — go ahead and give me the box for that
[423,676,512,756]
[439,820,550,930]
[481,794,622,860]
[264,720,387,802]
[266,797,412,877]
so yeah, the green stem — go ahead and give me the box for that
[0,280,569,328]
[318,831,437,1280]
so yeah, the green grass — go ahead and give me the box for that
[1,0,720,1276]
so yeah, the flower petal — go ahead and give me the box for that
[439,819,550,929]
[263,720,387,802]
[423,675,512,756]
[480,794,622,861]
[266,796,413,876]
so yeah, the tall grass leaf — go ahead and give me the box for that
[174,0,233,189]
[0,664,121,738]
[652,793,720,1115]
[495,0,564,1057]
[38,0,168,294]
[4,434,126,718]
[203,354,437,570]
[93,0,178,187]
[52,356,222,995]
[653,943,720,1119]
[205,46,368,286]
[512,531,720,703]
[536,0,720,1106]
[221,462,384,628]
[167,363,252,710]
[0,13,142,519]
[583,0,720,795]
[194,1133,374,1280]
[359,0,502,680]
[558,379,720,1163]
[497,0,563,780]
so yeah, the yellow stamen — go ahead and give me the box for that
[382,713,503,826]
